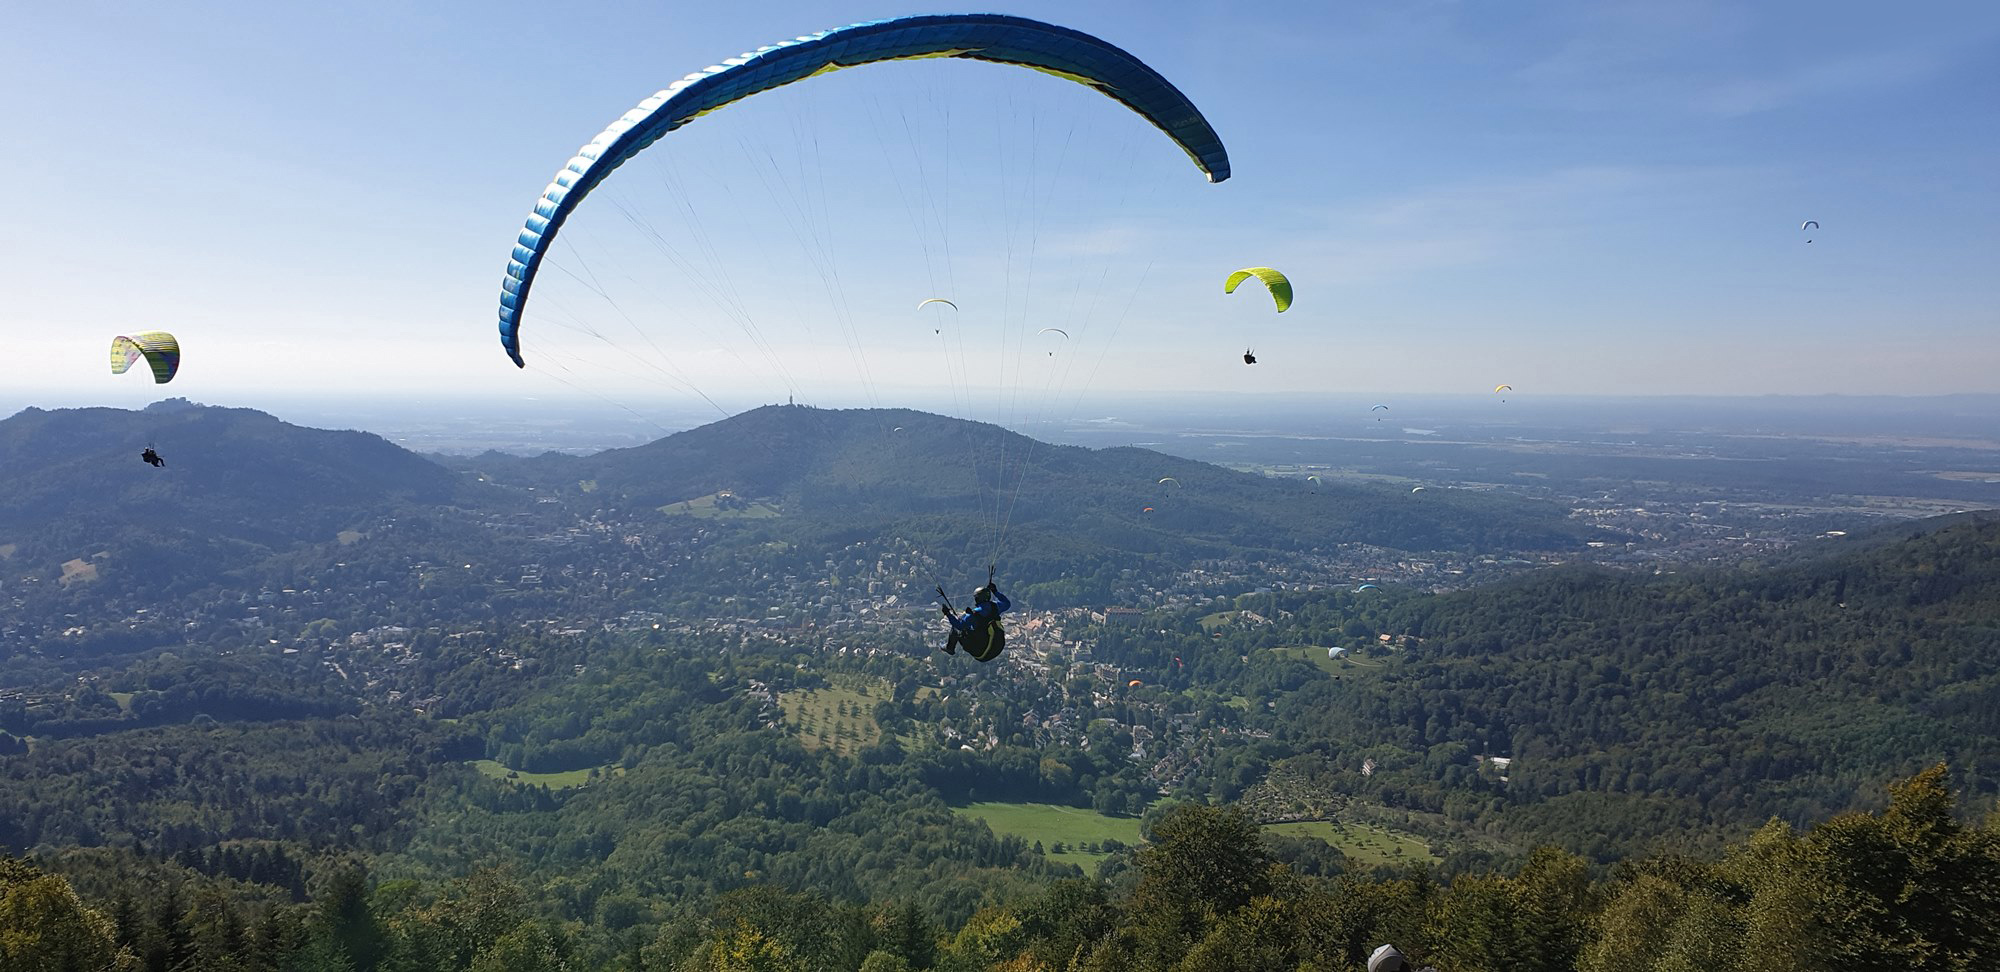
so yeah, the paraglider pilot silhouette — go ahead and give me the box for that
[939,566,1011,662]
[140,447,165,468]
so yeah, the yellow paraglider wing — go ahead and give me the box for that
[1223,267,1292,313]
[109,332,181,384]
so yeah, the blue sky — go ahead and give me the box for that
[4,0,1996,420]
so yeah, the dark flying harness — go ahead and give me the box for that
[938,567,1007,662]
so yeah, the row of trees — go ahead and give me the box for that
[8,766,1995,971]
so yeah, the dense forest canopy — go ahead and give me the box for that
[7,768,1995,971]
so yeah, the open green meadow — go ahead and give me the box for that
[1261,819,1438,869]
[956,801,1144,870]
[780,674,892,757]
[470,759,623,789]
[1197,610,1240,631]
[659,492,782,519]
[1271,645,1386,677]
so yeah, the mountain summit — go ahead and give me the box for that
[474,404,1590,557]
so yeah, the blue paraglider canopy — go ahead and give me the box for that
[498,13,1231,367]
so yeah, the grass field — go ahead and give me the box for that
[108,692,134,713]
[1271,645,1386,677]
[1262,820,1438,869]
[470,759,622,789]
[957,801,1144,869]
[1197,611,1240,631]
[659,492,781,519]
[59,558,98,586]
[780,674,892,757]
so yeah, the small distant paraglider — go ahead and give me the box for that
[110,332,181,384]
[1242,349,1257,365]
[1353,584,1380,593]
[919,297,957,333]
[1038,327,1069,356]
[1801,220,1819,243]
[1142,506,1155,513]
[1494,383,1512,402]
[1371,404,1389,421]
[1158,477,1180,489]
[1306,474,1321,493]
[1127,679,1143,688]
[1411,486,1427,493]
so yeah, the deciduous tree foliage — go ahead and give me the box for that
[0,857,137,971]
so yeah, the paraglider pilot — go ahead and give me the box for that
[939,566,1011,662]
[1243,349,1257,365]
[140,447,165,468]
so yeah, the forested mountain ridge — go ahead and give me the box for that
[1,400,1591,675]
[0,401,464,536]
[1256,514,2000,859]
[1,401,1585,567]
[0,401,499,627]
[467,403,1591,556]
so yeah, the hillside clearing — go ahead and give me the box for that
[957,801,1144,870]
